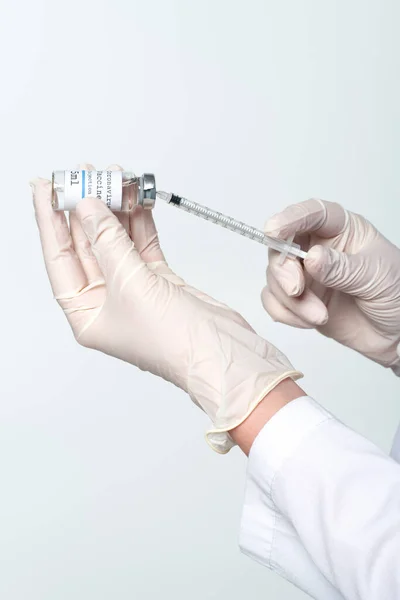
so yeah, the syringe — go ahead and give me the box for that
[156,191,307,261]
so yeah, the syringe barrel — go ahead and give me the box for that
[166,194,307,260]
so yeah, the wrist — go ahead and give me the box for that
[229,378,305,455]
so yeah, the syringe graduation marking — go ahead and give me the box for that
[158,192,307,260]
[169,195,263,240]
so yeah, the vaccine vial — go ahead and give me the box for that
[52,170,156,212]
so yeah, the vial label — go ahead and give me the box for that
[63,170,122,210]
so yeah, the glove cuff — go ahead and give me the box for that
[205,370,303,454]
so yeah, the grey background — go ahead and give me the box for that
[1,0,400,598]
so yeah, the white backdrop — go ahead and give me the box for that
[1,1,400,598]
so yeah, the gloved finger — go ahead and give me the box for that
[261,287,313,329]
[305,245,372,299]
[105,164,130,234]
[75,197,148,286]
[268,247,305,297]
[109,165,165,264]
[32,177,88,297]
[267,270,328,326]
[69,163,106,284]
[69,213,104,284]
[265,199,347,240]
[130,205,165,263]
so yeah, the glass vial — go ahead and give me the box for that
[52,170,156,212]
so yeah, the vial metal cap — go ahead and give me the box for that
[138,173,156,209]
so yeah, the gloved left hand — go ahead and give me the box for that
[32,165,301,453]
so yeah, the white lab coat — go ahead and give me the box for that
[239,397,400,600]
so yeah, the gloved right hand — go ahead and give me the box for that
[263,199,400,374]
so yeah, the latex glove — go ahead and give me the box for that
[32,165,301,453]
[263,198,400,373]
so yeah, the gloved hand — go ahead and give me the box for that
[263,198,400,373]
[32,165,301,453]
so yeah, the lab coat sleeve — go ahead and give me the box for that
[239,396,400,600]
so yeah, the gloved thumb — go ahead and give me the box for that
[305,245,371,298]
[76,197,147,283]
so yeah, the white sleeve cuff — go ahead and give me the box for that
[247,396,333,500]
[239,396,343,599]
